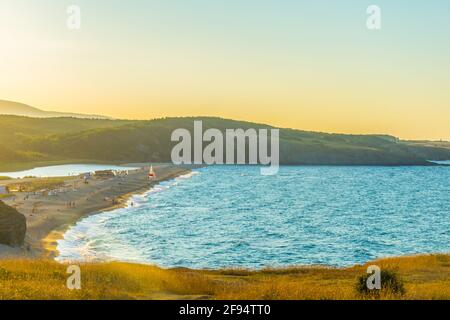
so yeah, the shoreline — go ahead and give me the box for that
[0,164,192,259]
[44,169,196,259]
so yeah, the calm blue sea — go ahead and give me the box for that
[56,165,450,268]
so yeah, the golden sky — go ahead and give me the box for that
[1,1,449,140]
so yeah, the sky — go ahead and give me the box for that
[1,0,449,140]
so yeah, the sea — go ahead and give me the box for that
[55,165,450,268]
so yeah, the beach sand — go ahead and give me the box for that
[0,164,191,259]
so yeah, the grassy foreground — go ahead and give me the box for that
[0,254,448,300]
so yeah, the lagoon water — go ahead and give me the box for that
[0,164,138,179]
[57,166,450,268]
[431,160,450,165]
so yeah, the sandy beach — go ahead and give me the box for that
[0,164,191,259]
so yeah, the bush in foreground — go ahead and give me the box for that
[356,269,405,298]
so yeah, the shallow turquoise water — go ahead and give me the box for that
[57,166,450,268]
[0,164,138,179]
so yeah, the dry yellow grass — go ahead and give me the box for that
[0,254,448,300]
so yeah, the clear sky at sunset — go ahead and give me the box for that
[1,0,449,140]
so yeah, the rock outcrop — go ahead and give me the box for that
[0,200,26,247]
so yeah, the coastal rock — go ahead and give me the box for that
[0,201,26,247]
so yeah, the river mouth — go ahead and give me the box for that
[56,165,450,269]
[429,160,450,165]
[0,164,139,179]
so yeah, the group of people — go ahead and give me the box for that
[67,201,76,208]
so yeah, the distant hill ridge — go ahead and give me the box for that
[1,114,450,169]
[0,100,110,120]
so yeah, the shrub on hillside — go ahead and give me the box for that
[356,269,405,297]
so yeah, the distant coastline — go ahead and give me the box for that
[2,158,450,174]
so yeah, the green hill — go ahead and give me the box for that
[0,115,449,170]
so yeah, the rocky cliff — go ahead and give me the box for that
[0,200,26,247]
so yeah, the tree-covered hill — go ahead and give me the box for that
[1,115,449,169]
